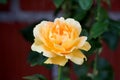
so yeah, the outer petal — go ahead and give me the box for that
[65,50,87,65]
[81,42,91,51]
[31,39,56,57]
[77,36,87,48]
[33,21,47,40]
[65,18,81,35]
[54,17,65,22]
[44,56,68,66]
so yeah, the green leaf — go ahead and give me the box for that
[74,64,88,76]
[103,31,119,50]
[90,21,108,38]
[0,0,7,4]
[80,29,89,37]
[78,0,93,10]
[86,39,102,54]
[97,8,109,22]
[28,51,53,69]
[73,63,92,80]
[73,8,87,21]
[21,25,34,43]
[96,58,114,80]
[23,74,47,80]
[109,19,120,35]
[102,19,120,50]
[53,0,64,8]
[28,51,47,67]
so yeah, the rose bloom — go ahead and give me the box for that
[31,17,91,66]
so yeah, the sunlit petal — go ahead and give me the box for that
[33,21,47,41]
[44,56,68,66]
[31,39,56,57]
[77,36,87,48]
[65,18,81,35]
[66,50,87,65]
[81,42,91,51]
[62,38,80,51]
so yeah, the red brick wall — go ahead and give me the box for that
[101,42,120,80]
[0,0,120,80]
[20,0,55,11]
[111,0,120,11]
[0,0,55,80]
[0,22,52,80]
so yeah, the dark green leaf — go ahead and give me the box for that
[53,0,64,8]
[21,25,34,43]
[78,0,93,10]
[102,19,120,50]
[73,63,92,80]
[109,19,120,35]
[96,58,114,80]
[80,29,89,37]
[73,8,87,21]
[28,51,47,67]
[28,51,53,69]
[90,21,108,38]
[97,58,111,70]
[0,0,7,4]
[102,31,119,50]
[97,8,109,22]
[73,63,88,76]
[23,74,47,80]
[85,39,102,55]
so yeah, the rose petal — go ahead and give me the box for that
[55,17,65,22]
[44,56,68,66]
[62,38,80,51]
[81,42,91,51]
[77,36,87,48]
[33,21,47,41]
[66,50,87,65]
[31,39,56,57]
[52,44,65,56]
[65,18,81,35]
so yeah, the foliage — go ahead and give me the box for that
[27,51,53,69]
[0,0,7,4]
[23,74,47,80]
[21,0,120,80]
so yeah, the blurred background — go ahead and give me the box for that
[0,0,120,80]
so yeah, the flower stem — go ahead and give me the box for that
[58,66,62,80]
[93,48,101,80]
[93,52,98,80]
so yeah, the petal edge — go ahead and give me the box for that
[44,56,68,66]
[66,50,87,65]
[81,42,91,51]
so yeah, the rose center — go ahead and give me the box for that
[49,20,71,45]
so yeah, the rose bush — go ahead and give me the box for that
[31,17,91,66]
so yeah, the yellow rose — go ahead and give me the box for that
[31,17,91,66]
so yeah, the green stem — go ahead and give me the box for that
[93,48,101,80]
[96,0,101,21]
[93,51,98,80]
[58,66,62,80]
